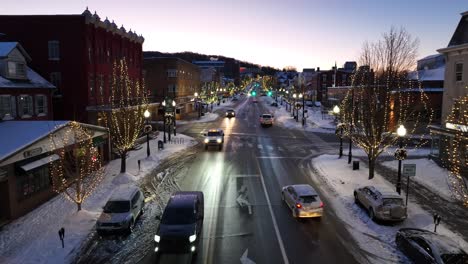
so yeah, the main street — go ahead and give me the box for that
[139,95,364,264]
[74,94,365,264]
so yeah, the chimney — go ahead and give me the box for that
[317,67,320,72]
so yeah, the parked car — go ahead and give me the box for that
[260,114,274,127]
[271,102,278,107]
[281,184,324,218]
[203,129,224,150]
[354,186,407,222]
[225,109,235,118]
[232,97,239,101]
[396,228,468,264]
[154,191,204,255]
[96,185,145,235]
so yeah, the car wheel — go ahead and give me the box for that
[369,208,375,220]
[354,192,359,204]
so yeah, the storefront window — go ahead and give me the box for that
[16,166,50,200]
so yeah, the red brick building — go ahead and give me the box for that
[1,42,55,120]
[0,8,144,124]
[310,62,356,104]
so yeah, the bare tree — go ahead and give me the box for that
[49,121,105,211]
[101,59,148,173]
[341,27,432,179]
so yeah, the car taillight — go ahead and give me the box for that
[320,202,324,208]
[296,203,302,209]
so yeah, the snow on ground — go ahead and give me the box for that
[258,96,336,133]
[310,155,468,264]
[176,112,219,124]
[0,133,196,264]
[381,158,455,202]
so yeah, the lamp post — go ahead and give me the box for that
[162,100,167,143]
[144,109,151,157]
[348,123,353,164]
[300,93,304,126]
[172,100,176,136]
[395,124,407,195]
[293,93,297,120]
[333,105,343,158]
[194,92,201,119]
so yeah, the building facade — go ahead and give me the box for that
[310,62,356,104]
[430,11,468,176]
[1,42,55,121]
[0,8,144,124]
[144,57,201,119]
[0,121,109,224]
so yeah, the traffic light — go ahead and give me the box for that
[267,91,272,96]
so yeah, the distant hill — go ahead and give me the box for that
[143,51,279,75]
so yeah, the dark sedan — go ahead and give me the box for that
[396,228,468,264]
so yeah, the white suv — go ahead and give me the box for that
[96,185,145,235]
[204,129,224,150]
[260,114,274,127]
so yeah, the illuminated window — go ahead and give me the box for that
[18,95,33,118]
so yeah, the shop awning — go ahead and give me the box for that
[20,154,60,172]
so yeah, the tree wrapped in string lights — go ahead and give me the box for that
[444,92,468,206]
[101,59,148,173]
[340,27,433,179]
[49,121,105,211]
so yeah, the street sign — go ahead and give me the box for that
[403,164,416,177]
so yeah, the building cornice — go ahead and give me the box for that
[82,8,144,44]
[438,43,468,54]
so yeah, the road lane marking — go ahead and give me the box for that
[240,249,256,264]
[232,174,260,178]
[255,158,290,264]
[256,156,303,159]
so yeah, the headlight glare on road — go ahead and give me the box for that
[154,235,160,243]
[204,138,209,143]
[216,138,222,143]
[189,234,196,243]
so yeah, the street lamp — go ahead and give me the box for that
[299,93,304,125]
[395,124,407,194]
[172,100,176,136]
[293,94,298,120]
[162,100,167,143]
[333,105,343,158]
[194,92,201,119]
[144,109,151,157]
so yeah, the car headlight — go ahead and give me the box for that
[154,235,160,243]
[189,234,196,243]
[216,138,222,143]
[204,138,209,143]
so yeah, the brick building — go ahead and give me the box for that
[0,42,55,121]
[144,57,200,119]
[0,8,144,124]
[310,62,356,104]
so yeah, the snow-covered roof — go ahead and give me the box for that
[0,121,69,162]
[408,67,445,81]
[419,54,442,61]
[109,184,139,201]
[0,42,31,61]
[0,67,55,89]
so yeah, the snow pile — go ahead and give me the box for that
[311,155,468,263]
[0,133,196,264]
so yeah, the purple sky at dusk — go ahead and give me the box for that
[2,0,467,70]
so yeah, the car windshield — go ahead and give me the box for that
[104,201,130,213]
[441,253,468,263]
[161,207,196,225]
[208,131,221,136]
[382,198,404,206]
[300,195,317,203]
[262,115,272,118]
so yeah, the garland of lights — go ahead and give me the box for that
[443,87,468,206]
[49,121,105,211]
[100,58,148,173]
[340,66,433,179]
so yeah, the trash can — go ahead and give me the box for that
[353,161,359,170]
[158,140,164,150]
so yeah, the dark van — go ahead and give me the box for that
[154,191,204,254]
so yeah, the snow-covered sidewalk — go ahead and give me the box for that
[310,155,468,264]
[258,96,336,133]
[0,133,196,264]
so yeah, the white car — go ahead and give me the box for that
[260,114,274,126]
[282,184,324,218]
[203,129,224,150]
